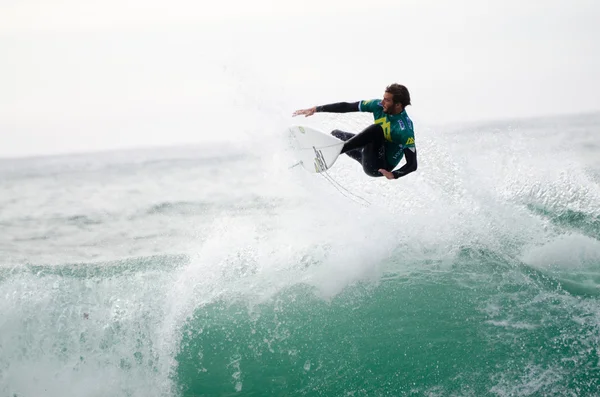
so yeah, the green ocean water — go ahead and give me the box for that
[1,113,600,396]
[175,246,600,397]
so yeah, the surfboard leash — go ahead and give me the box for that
[319,170,371,207]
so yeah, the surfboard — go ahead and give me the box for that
[287,125,344,173]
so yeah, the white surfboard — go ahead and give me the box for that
[287,125,344,173]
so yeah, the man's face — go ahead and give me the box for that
[382,92,402,114]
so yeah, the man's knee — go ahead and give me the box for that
[366,123,385,139]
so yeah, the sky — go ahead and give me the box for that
[1,0,599,157]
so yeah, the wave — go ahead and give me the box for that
[0,253,189,281]
[146,201,211,215]
[144,197,280,216]
[172,255,600,396]
[3,224,600,396]
[527,204,600,241]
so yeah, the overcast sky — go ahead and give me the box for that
[2,0,599,157]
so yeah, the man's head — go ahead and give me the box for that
[382,84,411,114]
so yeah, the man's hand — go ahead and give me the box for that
[379,169,395,180]
[292,107,317,117]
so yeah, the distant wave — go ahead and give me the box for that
[66,214,104,226]
[144,197,280,216]
[146,201,210,215]
[0,253,189,281]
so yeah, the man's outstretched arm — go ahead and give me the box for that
[293,102,360,117]
[316,102,360,113]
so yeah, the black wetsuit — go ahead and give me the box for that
[316,102,418,179]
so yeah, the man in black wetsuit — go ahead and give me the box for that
[293,84,417,180]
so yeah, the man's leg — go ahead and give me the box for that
[340,124,384,154]
[340,124,389,177]
[360,140,388,177]
[331,130,362,164]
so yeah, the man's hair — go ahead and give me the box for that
[386,84,411,107]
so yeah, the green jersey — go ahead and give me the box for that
[359,99,416,168]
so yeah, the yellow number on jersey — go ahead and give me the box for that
[375,117,392,141]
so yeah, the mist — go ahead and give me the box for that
[2,0,599,157]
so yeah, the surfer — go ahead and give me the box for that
[292,84,417,180]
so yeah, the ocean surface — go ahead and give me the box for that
[1,112,600,396]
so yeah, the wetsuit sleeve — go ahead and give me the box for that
[358,99,381,113]
[392,147,417,179]
[316,102,360,113]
